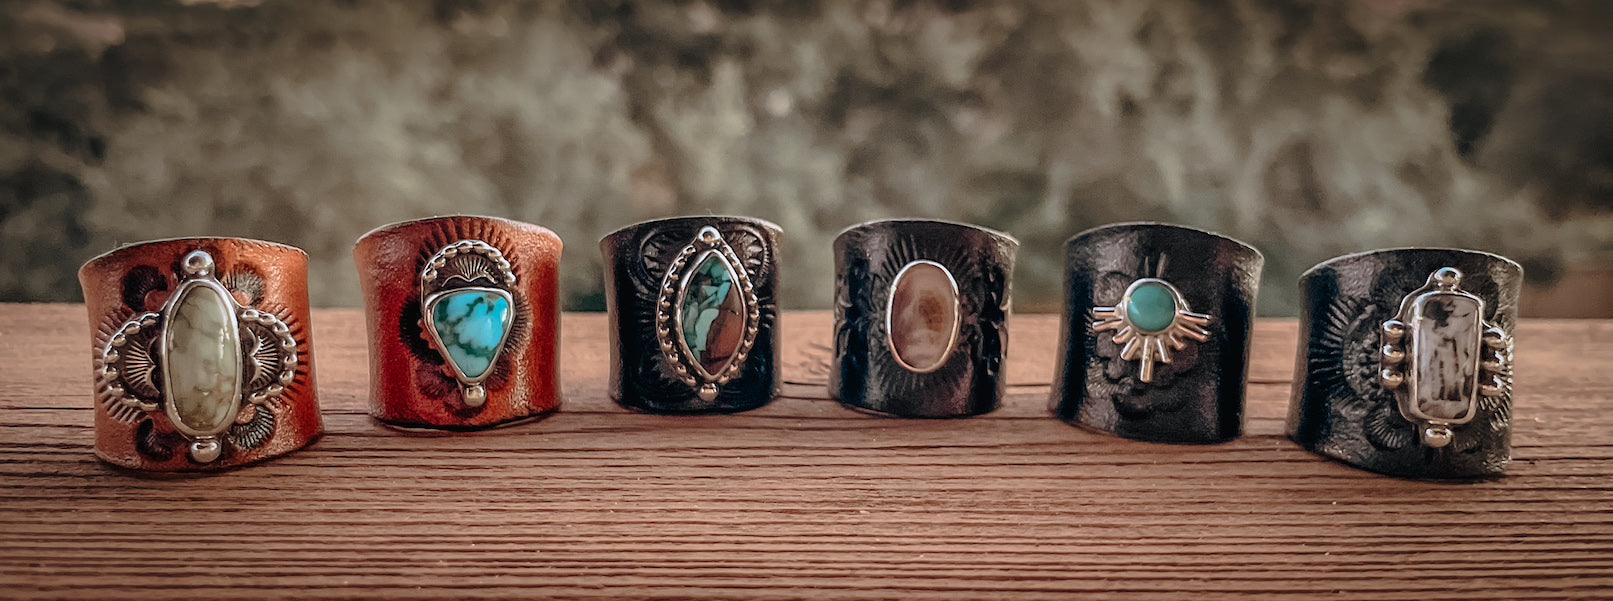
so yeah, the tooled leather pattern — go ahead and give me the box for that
[623,222,777,409]
[113,256,288,459]
[1085,270,1204,420]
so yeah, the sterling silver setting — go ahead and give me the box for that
[1091,277,1212,383]
[654,226,761,402]
[96,250,297,463]
[1379,267,1512,448]
[419,239,517,408]
[883,259,961,374]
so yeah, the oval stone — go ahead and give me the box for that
[163,283,241,436]
[679,251,747,376]
[888,261,959,372]
[1126,281,1178,333]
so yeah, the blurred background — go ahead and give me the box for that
[3,0,1610,315]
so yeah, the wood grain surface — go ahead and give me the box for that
[2,303,1610,600]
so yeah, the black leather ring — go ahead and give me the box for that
[830,219,1017,418]
[599,215,782,414]
[1288,248,1522,479]
[1050,222,1263,443]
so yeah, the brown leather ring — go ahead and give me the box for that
[78,237,323,471]
[353,215,562,429]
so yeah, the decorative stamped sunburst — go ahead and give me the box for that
[654,226,761,402]
[831,230,1009,406]
[884,259,961,374]
[97,250,297,463]
[1379,267,1512,448]
[1091,274,1211,384]
[419,239,518,408]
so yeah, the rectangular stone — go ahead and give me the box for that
[1411,292,1483,421]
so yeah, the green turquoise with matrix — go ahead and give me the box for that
[1126,281,1178,333]
[680,252,744,374]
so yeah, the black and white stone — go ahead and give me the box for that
[1289,249,1522,479]
[1411,293,1481,421]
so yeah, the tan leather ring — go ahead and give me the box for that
[78,237,323,471]
[353,215,562,429]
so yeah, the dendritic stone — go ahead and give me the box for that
[1412,293,1481,420]
[164,284,241,435]
[429,289,512,379]
[680,251,745,375]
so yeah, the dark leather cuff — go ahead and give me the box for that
[1050,222,1263,443]
[1288,248,1521,479]
[600,216,782,414]
[830,219,1017,418]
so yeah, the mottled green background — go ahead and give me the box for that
[4,0,1610,314]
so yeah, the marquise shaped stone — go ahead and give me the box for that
[888,261,959,373]
[678,250,746,376]
[163,283,242,436]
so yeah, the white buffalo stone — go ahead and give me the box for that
[1413,294,1481,421]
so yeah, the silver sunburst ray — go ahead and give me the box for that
[1089,259,1212,383]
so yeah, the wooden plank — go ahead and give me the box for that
[0,303,1610,600]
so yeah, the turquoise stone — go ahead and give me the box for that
[680,251,745,375]
[1126,281,1178,333]
[430,289,512,379]
[164,283,241,436]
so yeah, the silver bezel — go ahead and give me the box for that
[420,286,516,385]
[94,249,299,463]
[655,226,761,399]
[883,259,961,374]
[673,249,744,381]
[1380,268,1510,447]
[158,278,244,439]
[418,239,519,407]
[1405,289,1484,425]
[1091,277,1212,383]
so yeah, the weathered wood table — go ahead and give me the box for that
[3,304,1610,600]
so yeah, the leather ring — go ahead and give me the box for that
[1289,247,1521,479]
[353,215,563,430]
[1050,222,1264,443]
[78,237,323,471]
[831,219,1017,418]
[600,215,782,414]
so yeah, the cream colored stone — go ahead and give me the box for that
[165,284,241,435]
[1413,293,1481,420]
[888,261,958,372]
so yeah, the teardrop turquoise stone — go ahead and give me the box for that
[680,252,745,374]
[1126,282,1177,334]
[430,290,512,379]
